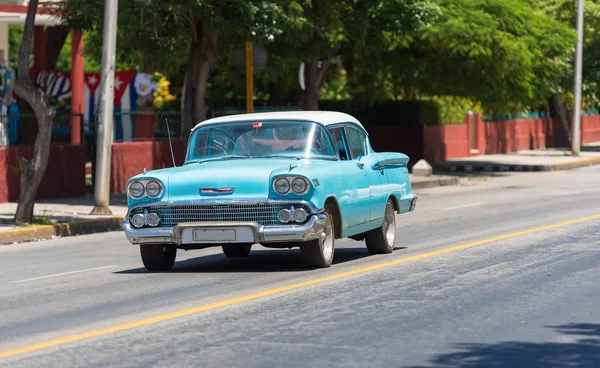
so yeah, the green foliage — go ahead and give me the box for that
[535,0,600,109]
[405,0,576,112]
[51,0,582,117]
[421,96,482,124]
[8,25,24,66]
[338,0,442,104]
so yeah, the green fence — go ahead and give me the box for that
[483,109,600,122]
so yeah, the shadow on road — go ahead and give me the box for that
[407,323,600,368]
[115,246,406,274]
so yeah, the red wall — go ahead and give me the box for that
[481,118,559,154]
[0,145,86,203]
[107,115,600,194]
[582,115,600,143]
[111,139,186,193]
[366,114,600,166]
[367,124,470,168]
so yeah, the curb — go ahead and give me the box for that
[0,216,125,246]
[435,156,600,173]
[411,176,460,190]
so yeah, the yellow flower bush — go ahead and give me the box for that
[153,72,176,108]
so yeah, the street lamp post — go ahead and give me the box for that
[90,0,119,215]
[572,0,584,156]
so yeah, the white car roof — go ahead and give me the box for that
[191,111,364,131]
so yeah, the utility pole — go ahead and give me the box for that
[572,0,584,156]
[90,0,119,215]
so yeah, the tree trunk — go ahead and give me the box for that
[181,21,218,143]
[267,82,282,106]
[45,25,69,70]
[550,92,572,145]
[12,0,55,225]
[300,58,330,111]
[403,86,415,101]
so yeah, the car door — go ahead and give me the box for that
[344,125,387,222]
[328,125,370,228]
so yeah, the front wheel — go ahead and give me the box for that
[300,209,335,268]
[222,244,252,257]
[140,244,177,271]
[365,199,396,254]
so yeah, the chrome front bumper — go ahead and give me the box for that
[123,214,327,246]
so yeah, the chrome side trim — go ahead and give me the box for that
[122,213,327,246]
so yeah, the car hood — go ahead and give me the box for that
[165,158,302,201]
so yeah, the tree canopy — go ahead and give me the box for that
[51,0,585,121]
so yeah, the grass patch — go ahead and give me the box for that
[0,209,55,227]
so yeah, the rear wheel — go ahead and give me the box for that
[140,244,177,271]
[222,244,252,257]
[365,199,396,254]
[300,207,335,268]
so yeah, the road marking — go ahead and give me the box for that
[443,202,484,211]
[1,214,599,359]
[10,266,118,283]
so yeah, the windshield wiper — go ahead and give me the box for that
[197,155,249,164]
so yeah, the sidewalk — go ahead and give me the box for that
[436,146,600,173]
[410,174,460,189]
[0,194,128,245]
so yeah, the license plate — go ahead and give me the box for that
[192,229,236,242]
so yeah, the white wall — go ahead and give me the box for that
[0,22,8,63]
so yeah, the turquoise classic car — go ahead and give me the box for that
[123,111,417,271]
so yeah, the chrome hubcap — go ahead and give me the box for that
[383,203,396,247]
[322,215,334,260]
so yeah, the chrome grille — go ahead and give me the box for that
[130,203,312,228]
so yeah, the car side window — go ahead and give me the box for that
[346,126,367,159]
[328,127,350,160]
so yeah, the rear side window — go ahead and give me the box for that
[346,126,367,159]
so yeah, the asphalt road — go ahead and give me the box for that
[1,167,599,367]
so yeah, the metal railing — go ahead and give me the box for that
[86,110,183,143]
[0,113,84,147]
[0,106,306,147]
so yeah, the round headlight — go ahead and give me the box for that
[128,181,144,198]
[291,177,308,194]
[277,209,292,223]
[274,178,290,194]
[293,208,308,223]
[146,212,161,227]
[146,180,162,197]
[131,213,146,228]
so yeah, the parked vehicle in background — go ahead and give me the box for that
[123,111,417,271]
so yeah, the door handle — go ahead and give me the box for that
[356,163,364,169]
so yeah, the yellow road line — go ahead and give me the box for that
[1,214,599,359]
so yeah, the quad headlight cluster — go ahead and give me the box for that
[273,176,310,195]
[130,210,161,228]
[277,205,309,224]
[127,179,164,199]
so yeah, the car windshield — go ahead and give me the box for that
[186,120,337,162]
